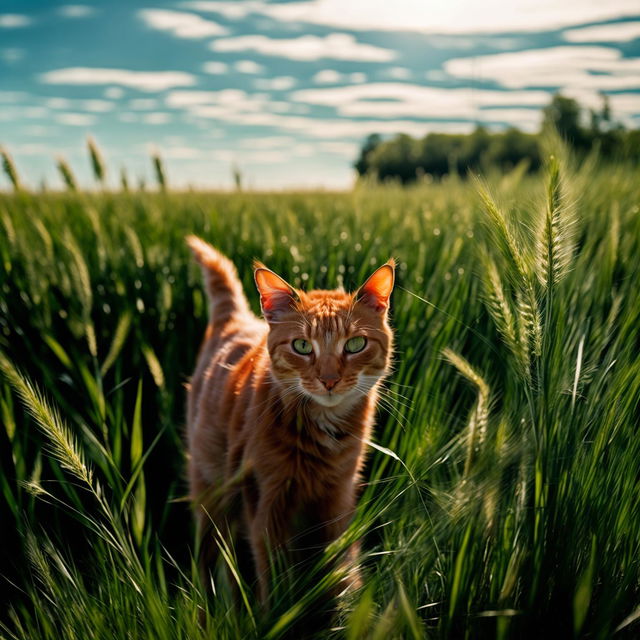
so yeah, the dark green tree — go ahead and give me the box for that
[354,93,638,183]
[542,94,586,148]
[354,133,382,176]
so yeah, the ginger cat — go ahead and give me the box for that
[186,236,395,604]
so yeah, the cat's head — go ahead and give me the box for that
[254,260,395,408]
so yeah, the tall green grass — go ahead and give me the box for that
[1,143,639,638]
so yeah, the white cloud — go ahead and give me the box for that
[182,2,254,20]
[58,5,95,18]
[130,98,158,110]
[234,60,264,74]
[0,14,31,28]
[138,9,227,38]
[202,61,229,74]
[9,143,53,155]
[0,109,18,121]
[0,91,26,103]
[179,0,640,35]
[45,98,72,109]
[55,112,97,126]
[563,21,640,43]
[165,85,536,137]
[209,145,322,164]
[444,46,640,91]
[425,70,447,81]
[0,106,40,122]
[387,67,411,79]
[313,69,342,84]
[291,83,550,118]
[142,112,172,124]
[163,136,186,145]
[22,125,55,137]
[160,146,203,159]
[82,99,114,112]
[426,35,477,49]
[39,68,197,91]
[1,48,25,63]
[268,101,293,112]
[218,149,291,164]
[266,115,477,138]
[477,107,542,132]
[45,98,114,112]
[291,143,315,157]
[104,87,124,99]
[24,107,49,118]
[318,140,360,156]
[237,137,334,160]
[239,136,296,148]
[166,88,480,137]
[211,33,396,62]
[165,91,220,107]
[254,76,296,90]
[605,93,640,122]
[312,69,367,84]
[166,89,267,110]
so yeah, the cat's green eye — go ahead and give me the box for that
[292,339,313,355]
[345,336,367,354]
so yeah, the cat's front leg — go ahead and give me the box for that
[249,485,292,606]
[320,489,362,594]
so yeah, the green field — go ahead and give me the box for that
[1,147,639,639]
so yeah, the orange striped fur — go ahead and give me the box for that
[186,236,395,604]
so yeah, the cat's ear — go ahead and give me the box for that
[357,259,395,313]
[254,262,297,320]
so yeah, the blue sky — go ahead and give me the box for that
[1,0,639,189]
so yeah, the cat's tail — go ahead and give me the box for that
[186,236,251,327]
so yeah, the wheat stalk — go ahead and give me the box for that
[481,256,521,361]
[151,151,167,191]
[25,534,56,594]
[474,177,529,287]
[1,146,22,191]
[87,136,107,187]
[62,229,96,356]
[442,348,490,476]
[475,177,542,373]
[120,167,130,192]
[141,344,165,388]
[124,226,144,269]
[100,311,132,376]
[56,156,78,192]
[0,352,93,487]
[1,210,16,246]
[536,156,574,289]
[517,282,542,360]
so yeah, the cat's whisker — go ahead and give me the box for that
[374,391,412,416]
[385,380,415,390]
[371,382,414,403]
[350,385,410,429]
[376,391,414,412]
[359,375,415,407]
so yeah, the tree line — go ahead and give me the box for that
[354,94,640,182]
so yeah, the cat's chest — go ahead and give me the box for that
[286,433,359,497]
[285,462,339,507]
[249,408,365,498]
[312,414,341,438]
[302,403,358,441]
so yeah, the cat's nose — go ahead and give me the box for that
[319,375,340,390]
